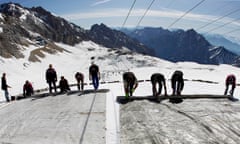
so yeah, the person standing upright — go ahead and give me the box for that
[46,64,57,93]
[89,62,100,90]
[1,73,11,102]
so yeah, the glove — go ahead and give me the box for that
[131,88,135,93]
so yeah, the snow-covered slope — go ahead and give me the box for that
[1,41,240,144]
[1,40,240,98]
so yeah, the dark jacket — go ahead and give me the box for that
[151,73,165,84]
[171,71,183,82]
[75,72,84,81]
[59,78,70,92]
[226,74,236,88]
[171,70,184,90]
[46,68,57,82]
[89,64,99,76]
[123,72,137,84]
[1,76,7,90]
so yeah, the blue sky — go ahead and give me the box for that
[1,0,240,39]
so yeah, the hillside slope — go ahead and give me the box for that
[0,3,153,59]
[0,38,240,144]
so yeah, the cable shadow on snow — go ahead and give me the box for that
[77,89,110,96]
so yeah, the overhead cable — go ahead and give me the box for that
[136,0,155,27]
[167,0,206,29]
[197,8,240,31]
[113,0,137,71]
[121,0,137,28]
[113,0,137,47]
[223,28,240,35]
[204,17,240,34]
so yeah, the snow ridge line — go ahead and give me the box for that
[79,92,97,144]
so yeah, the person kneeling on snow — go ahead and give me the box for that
[23,80,34,97]
[151,73,167,97]
[171,70,184,95]
[224,74,236,97]
[123,72,138,98]
[59,76,70,93]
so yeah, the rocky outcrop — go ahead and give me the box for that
[88,23,154,55]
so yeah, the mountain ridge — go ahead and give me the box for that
[0,2,239,66]
[120,27,240,66]
[0,3,153,60]
[204,34,240,55]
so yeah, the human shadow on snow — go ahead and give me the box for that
[116,95,183,104]
[28,89,110,101]
[116,94,235,105]
[8,85,111,102]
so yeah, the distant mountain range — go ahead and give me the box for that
[0,3,152,60]
[0,2,239,66]
[203,34,240,55]
[120,27,240,66]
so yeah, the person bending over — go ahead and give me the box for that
[171,70,184,95]
[224,74,236,97]
[123,72,138,98]
[151,73,167,97]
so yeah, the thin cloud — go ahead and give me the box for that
[61,9,240,30]
[91,0,111,7]
[62,8,216,22]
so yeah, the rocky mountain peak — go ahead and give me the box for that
[89,23,154,55]
[0,3,25,18]
[30,6,50,16]
[0,3,154,60]
[90,23,108,31]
